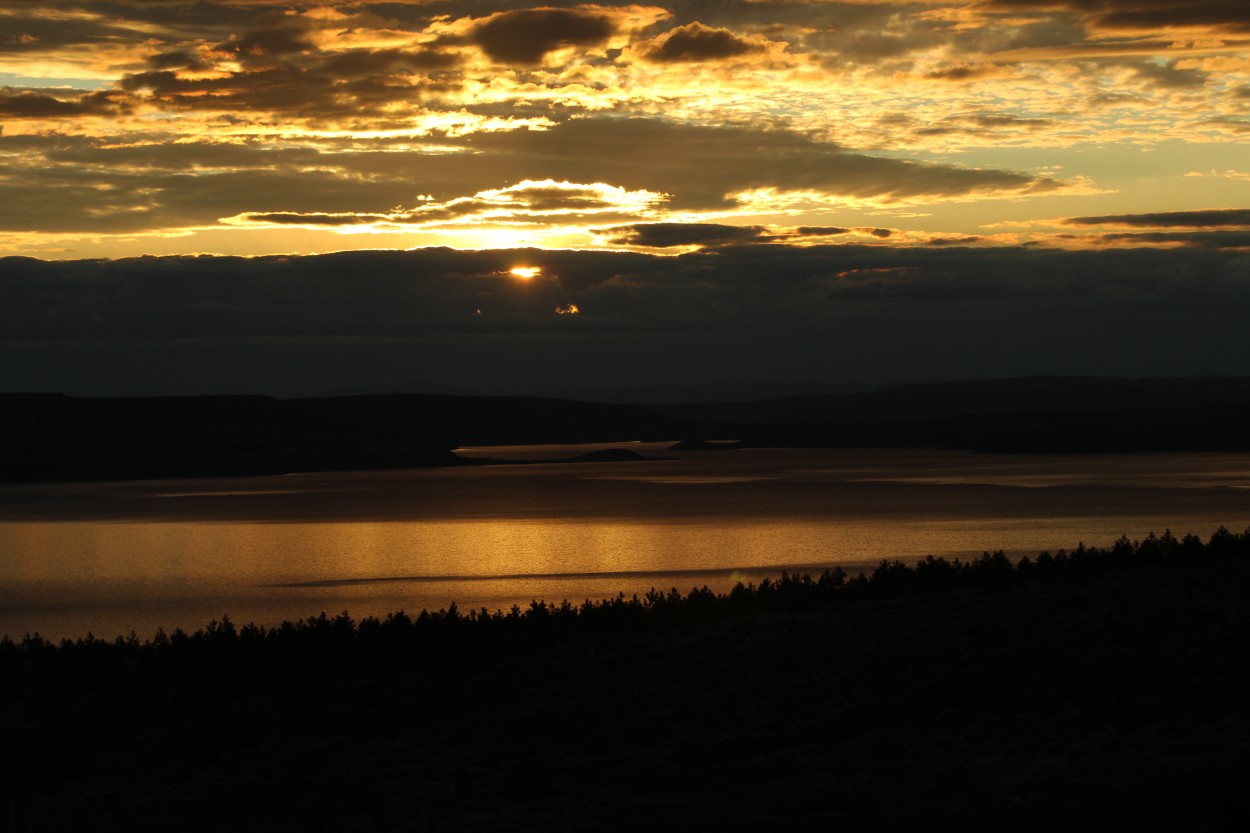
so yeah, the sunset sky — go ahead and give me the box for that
[3,1,1250,398]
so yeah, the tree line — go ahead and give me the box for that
[4,526,1248,678]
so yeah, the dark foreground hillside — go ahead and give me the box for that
[3,531,1249,831]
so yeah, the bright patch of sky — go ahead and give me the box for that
[0,71,110,89]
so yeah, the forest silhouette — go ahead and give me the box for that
[3,527,1249,830]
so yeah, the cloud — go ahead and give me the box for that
[637,22,765,63]
[0,132,420,234]
[1066,208,1250,227]
[0,0,1244,266]
[594,223,769,248]
[147,49,210,71]
[980,1,1250,33]
[835,32,942,63]
[467,8,618,64]
[1185,169,1250,182]
[8,241,1247,342]
[461,119,1075,213]
[0,88,129,118]
[234,212,381,227]
[1095,231,1250,248]
[924,65,1001,82]
[222,26,316,61]
[231,180,669,229]
[7,244,1250,396]
[795,227,852,237]
[926,236,984,246]
[1086,1,1250,35]
[321,47,461,75]
[912,111,1058,142]
[1204,116,1250,134]
[0,115,1076,240]
[1122,59,1208,89]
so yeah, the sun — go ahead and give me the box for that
[509,266,541,280]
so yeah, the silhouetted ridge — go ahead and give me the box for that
[655,376,1250,452]
[654,375,1250,423]
[7,376,1250,481]
[0,392,675,481]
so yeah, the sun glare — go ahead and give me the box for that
[509,266,541,280]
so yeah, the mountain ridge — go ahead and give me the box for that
[5,376,1250,481]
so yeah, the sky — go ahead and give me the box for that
[2,1,1250,399]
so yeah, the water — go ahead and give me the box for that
[2,446,1249,640]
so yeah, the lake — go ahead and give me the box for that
[2,445,1249,640]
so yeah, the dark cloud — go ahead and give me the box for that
[104,15,465,119]
[239,212,381,226]
[1097,231,1250,248]
[1066,208,1250,227]
[0,120,1068,236]
[461,119,1066,212]
[0,134,419,233]
[118,63,458,120]
[221,27,316,62]
[1088,91,1148,108]
[796,227,851,236]
[0,8,156,54]
[0,89,130,118]
[916,112,1056,139]
[1093,2,1250,33]
[640,22,763,63]
[321,47,461,74]
[148,49,209,71]
[924,65,997,81]
[6,244,1250,396]
[1205,116,1250,133]
[79,0,274,32]
[485,183,632,213]
[972,114,1054,130]
[468,9,616,64]
[981,1,1250,33]
[241,181,658,227]
[1121,59,1208,89]
[836,33,931,62]
[596,223,769,247]
[927,236,983,246]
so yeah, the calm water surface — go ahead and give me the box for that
[3,446,1249,640]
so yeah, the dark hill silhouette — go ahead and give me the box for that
[652,375,1250,424]
[655,375,1250,453]
[0,393,675,482]
[6,376,1250,481]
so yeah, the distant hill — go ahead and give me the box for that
[5,377,1250,481]
[307,378,890,404]
[0,393,675,482]
[655,376,1250,453]
[652,375,1250,424]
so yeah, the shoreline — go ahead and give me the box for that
[7,526,1246,649]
